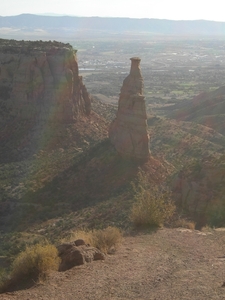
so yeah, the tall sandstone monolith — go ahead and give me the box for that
[109,57,150,161]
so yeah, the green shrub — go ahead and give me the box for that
[130,170,175,227]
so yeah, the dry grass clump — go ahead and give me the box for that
[66,227,122,254]
[130,170,175,227]
[11,244,60,279]
[173,218,196,230]
[0,244,60,293]
[201,225,214,232]
[63,229,94,245]
[92,226,122,254]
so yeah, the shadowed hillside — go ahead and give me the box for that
[167,86,225,134]
[0,40,171,261]
[148,115,225,227]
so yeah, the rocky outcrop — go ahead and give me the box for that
[172,156,225,228]
[0,39,91,124]
[109,57,150,161]
[57,240,105,272]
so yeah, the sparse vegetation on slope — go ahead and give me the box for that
[167,86,225,135]
[130,170,175,227]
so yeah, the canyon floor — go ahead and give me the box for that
[1,228,225,300]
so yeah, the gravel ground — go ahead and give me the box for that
[1,228,225,300]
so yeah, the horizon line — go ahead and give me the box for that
[0,13,225,23]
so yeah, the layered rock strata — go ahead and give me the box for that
[109,57,150,160]
[0,39,91,124]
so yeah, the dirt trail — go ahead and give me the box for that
[1,228,225,300]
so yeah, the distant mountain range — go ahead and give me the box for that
[1,14,225,39]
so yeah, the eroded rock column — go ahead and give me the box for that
[109,57,150,161]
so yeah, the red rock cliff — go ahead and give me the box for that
[0,39,91,124]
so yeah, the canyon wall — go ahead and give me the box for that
[0,39,91,125]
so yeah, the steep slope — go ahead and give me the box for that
[0,137,171,232]
[162,85,225,224]
[167,86,225,134]
[0,42,172,263]
[148,116,225,226]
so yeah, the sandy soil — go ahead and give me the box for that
[1,228,225,300]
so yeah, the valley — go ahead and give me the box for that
[74,38,225,115]
[0,36,225,298]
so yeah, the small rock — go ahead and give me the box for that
[74,239,86,246]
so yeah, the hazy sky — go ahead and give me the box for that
[1,0,225,22]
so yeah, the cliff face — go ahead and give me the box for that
[0,39,91,125]
[109,57,150,161]
[0,39,93,162]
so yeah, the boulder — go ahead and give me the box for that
[57,240,105,272]
[109,57,150,161]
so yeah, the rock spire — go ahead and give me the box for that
[109,57,150,161]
